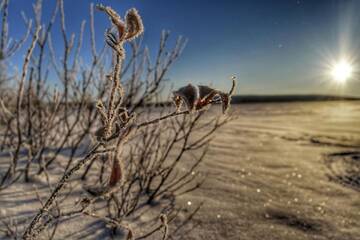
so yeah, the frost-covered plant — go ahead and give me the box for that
[173,77,236,113]
[0,1,235,239]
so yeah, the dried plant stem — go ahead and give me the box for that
[89,3,97,58]
[0,25,39,186]
[8,3,230,239]
[105,54,123,137]
[22,109,187,239]
[22,143,100,239]
[0,0,8,52]
[135,214,176,240]
[136,110,189,129]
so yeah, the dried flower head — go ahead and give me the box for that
[172,78,236,114]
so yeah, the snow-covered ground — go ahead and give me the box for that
[181,101,360,240]
[1,101,359,239]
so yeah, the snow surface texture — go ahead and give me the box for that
[1,101,359,239]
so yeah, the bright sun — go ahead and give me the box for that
[331,60,353,83]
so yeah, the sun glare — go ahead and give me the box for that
[331,60,353,84]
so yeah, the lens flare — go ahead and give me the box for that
[331,60,353,84]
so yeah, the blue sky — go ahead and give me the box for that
[5,0,360,96]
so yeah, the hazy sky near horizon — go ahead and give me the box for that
[6,0,360,96]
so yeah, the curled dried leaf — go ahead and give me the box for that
[172,84,199,112]
[196,85,218,110]
[97,5,143,43]
[219,92,230,114]
[109,156,123,187]
[126,228,134,240]
[125,8,144,41]
[97,4,126,40]
[105,30,126,58]
[172,80,235,114]
[105,30,119,46]
[198,85,215,98]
